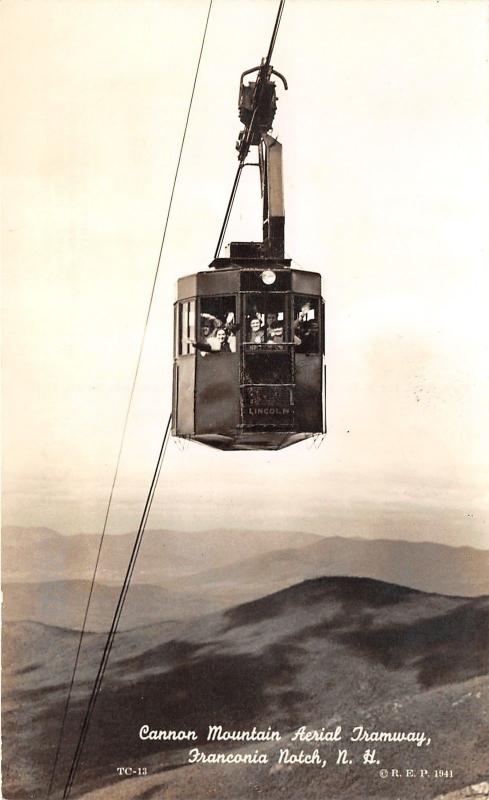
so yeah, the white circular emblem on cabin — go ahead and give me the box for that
[260,269,276,285]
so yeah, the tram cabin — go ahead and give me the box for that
[173,254,325,451]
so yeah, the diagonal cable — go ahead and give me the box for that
[46,2,213,796]
[62,414,171,799]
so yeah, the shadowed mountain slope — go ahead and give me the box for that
[3,577,488,799]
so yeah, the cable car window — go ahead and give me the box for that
[244,293,287,343]
[179,300,196,355]
[196,296,237,353]
[294,295,320,354]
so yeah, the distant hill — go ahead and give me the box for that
[2,577,488,800]
[1,526,321,583]
[2,580,214,632]
[2,576,286,631]
[176,535,489,599]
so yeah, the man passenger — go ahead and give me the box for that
[267,324,284,344]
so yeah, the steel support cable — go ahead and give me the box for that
[61,414,172,800]
[214,161,261,259]
[213,0,285,258]
[214,163,243,259]
[265,0,285,67]
[239,0,285,160]
[47,2,213,797]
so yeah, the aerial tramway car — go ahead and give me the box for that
[173,60,326,450]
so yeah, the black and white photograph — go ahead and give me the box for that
[2,1,489,798]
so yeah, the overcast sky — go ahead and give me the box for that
[2,0,489,548]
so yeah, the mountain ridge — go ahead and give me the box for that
[3,527,488,591]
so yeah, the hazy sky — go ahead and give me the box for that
[2,0,489,548]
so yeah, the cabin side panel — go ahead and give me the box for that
[174,358,196,435]
[294,353,323,432]
[195,353,239,434]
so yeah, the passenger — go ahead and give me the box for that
[192,317,217,355]
[200,312,219,334]
[200,321,214,341]
[249,317,265,343]
[206,315,228,348]
[215,328,236,352]
[267,324,284,344]
[298,302,312,320]
[265,312,278,338]
[193,322,236,354]
[294,303,319,353]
